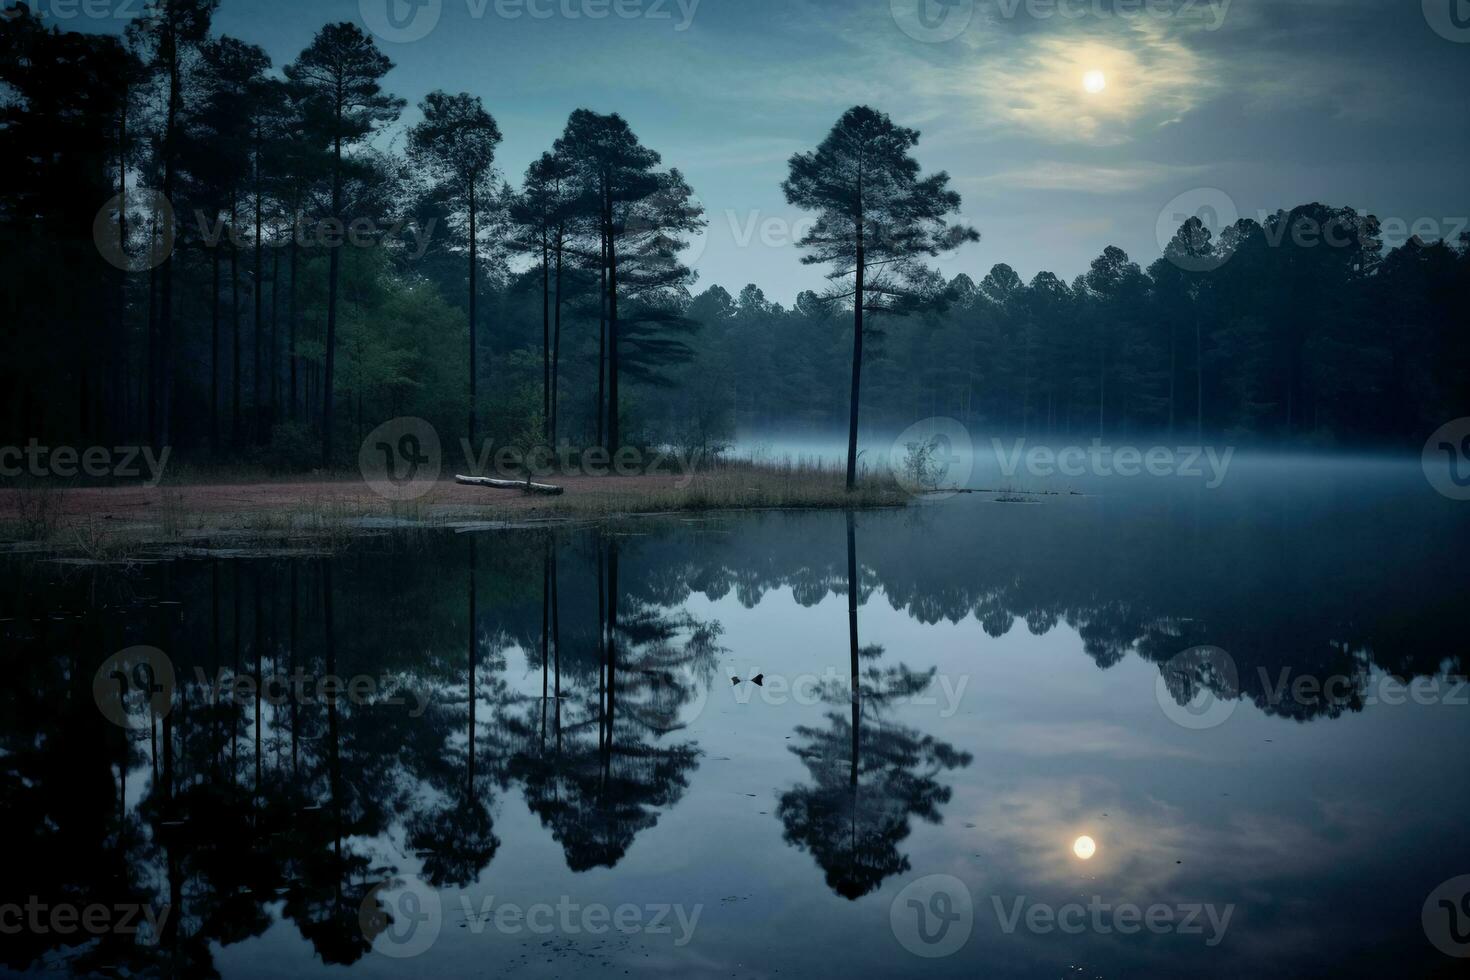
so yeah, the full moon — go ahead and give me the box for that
[1073,835,1097,860]
[1083,70,1106,94]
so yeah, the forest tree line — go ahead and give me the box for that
[668,211,1469,451]
[2,0,1466,478]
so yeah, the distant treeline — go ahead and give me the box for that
[2,1,1465,472]
[668,213,1469,449]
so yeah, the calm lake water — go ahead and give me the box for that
[3,457,1468,977]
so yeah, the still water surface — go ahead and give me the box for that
[2,458,1467,977]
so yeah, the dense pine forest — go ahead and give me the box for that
[3,1,1466,474]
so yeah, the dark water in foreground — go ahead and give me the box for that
[3,459,1469,978]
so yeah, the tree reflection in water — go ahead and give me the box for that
[1,496,1463,973]
[505,535,724,871]
[777,513,972,899]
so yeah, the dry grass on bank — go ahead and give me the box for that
[0,458,907,558]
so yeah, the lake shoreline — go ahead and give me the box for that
[0,464,909,559]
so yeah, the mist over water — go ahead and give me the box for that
[732,429,1431,495]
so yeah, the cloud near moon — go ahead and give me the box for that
[961,28,1213,145]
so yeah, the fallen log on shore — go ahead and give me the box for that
[455,475,565,496]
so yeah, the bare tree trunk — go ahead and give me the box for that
[288,562,298,776]
[270,236,280,431]
[1168,319,1176,437]
[606,184,621,455]
[596,536,605,755]
[253,569,262,796]
[156,43,180,452]
[253,145,264,446]
[468,184,478,449]
[846,219,865,492]
[551,543,561,752]
[113,87,129,443]
[145,214,156,445]
[542,236,551,442]
[846,510,861,786]
[552,229,564,446]
[1195,316,1204,443]
[321,123,343,467]
[596,230,607,448]
[289,200,299,424]
[231,193,242,449]
[467,537,477,785]
[211,244,220,455]
[605,537,619,776]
